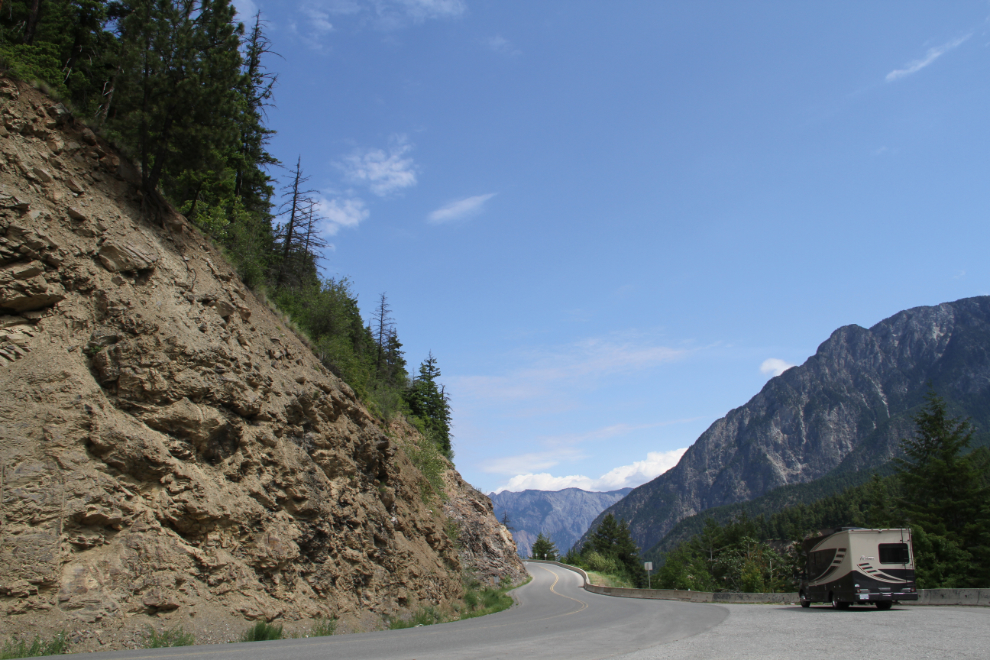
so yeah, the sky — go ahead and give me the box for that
[231,0,990,494]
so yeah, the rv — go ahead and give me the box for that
[799,527,918,610]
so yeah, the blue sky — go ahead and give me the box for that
[232,0,990,494]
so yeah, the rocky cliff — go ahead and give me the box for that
[489,488,631,557]
[581,296,990,554]
[0,78,522,651]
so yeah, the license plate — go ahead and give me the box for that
[859,594,869,600]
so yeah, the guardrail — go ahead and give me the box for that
[523,560,989,606]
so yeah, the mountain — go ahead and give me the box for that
[0,78,523,651]
[580,296,990,555]
[489,488,632,557]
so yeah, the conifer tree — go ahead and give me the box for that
[531,533,558,561]
[407,352,452,454]
[896,389,990,587]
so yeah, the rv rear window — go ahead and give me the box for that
[878,543,910,564]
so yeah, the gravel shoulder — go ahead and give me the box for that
[618,602,990,660]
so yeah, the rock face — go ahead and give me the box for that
[444,473,526,586]
[0,78,522,650]
[582,296,990,554]
[489,488,632,558]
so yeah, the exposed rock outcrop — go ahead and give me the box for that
[582,296,990,554]
[0,78,522,651]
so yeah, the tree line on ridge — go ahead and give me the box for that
[0,0,453,453]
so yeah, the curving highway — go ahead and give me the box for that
[77,561,990,659]
[82,561,726,660]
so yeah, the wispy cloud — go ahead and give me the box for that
[451,334,688,405]
[300,2,335,32]
[317,197,370,235]
[300,0,464,34]
[760,358,795,378]
[338,137,417,196]
[232,0,258,19]
[482,448,586,475]
[537,421,702,449]
[428,193,496,224]
[492,448,688,493]
[485,35,520,57]
[886,34,971,82]
[394,0,465,21]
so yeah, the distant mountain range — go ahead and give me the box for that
[489,488,632,557]
[579,296,990,555]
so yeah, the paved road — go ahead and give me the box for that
[80,562,725,660]
[77,562,990,659]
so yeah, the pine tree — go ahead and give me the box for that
[896,388,990,587]
[587,513,647,586]
[111,0,243,206]
[531,533,558,561]
[407,352,452,454]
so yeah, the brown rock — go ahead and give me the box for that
[98,236,160,272]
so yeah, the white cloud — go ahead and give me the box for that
[485,35,520,57]
[317,197,369,235]
[339,137,417,196]
[305,0,463,31]
[492,448,687,493]
[886,34,971,82]
[232,0,258,19]
[760,358,795,378]
[482,449,585,475]
[451,334,687,405]
[300,3,335,32]
[394,0,465,20]
[427,193,496,224]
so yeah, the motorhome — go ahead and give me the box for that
[799,527,918,610]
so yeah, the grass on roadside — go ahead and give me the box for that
[144,626,195,648]
[584,570,635,589]
[0,632,68,658]
[388,574,530,630]
[310,617,337,637]
[240,622,284,642]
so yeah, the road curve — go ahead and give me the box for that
[81,561,728,660]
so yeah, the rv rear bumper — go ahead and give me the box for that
[855,593,919,602]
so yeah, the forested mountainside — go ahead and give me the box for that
[580,296,990,555]
[489,488,631,558]
[0,78,523,651]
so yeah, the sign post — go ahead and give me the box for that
[644,562,653,589]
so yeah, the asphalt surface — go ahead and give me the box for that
[75,562,990,659]
[619,601,990,660]
[78,562,726,660]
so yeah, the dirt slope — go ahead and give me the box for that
[0,78,522,651]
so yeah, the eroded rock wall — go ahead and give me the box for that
[0,78,522,650]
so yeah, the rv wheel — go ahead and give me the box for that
[875,601,892,611]
[800,593,810,608]
[831,594,849,610]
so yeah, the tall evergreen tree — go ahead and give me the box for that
[407,351,452,454]
[586,513,647,586]
[896,389,990,587]
[531,533,558,561]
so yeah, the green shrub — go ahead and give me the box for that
[144,626,195,648]
[407,434,447,503]
[0,632,68,658]
[309,617,337,637]
[388,606,446,630]
[584,550,621,575]
[240,621,283,642]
